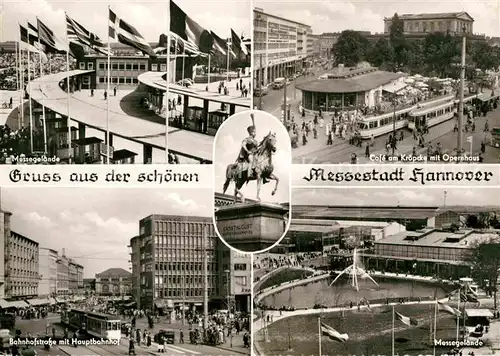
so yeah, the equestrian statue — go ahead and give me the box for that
[222,112,280,203]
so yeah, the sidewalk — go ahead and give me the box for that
[191,75,251,99]
[214,333,250,355]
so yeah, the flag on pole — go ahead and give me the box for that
[26,22,48,62]
[460,292,478,303]
[437,301,461,317]
[19,25,40,53]
[395,312,418,326]
[466,136,473,143]
[170,32,200,55]
[37,18,69,53]
[320,323,349,343]
[231,28,248,55]
[210,31,227,55]
[108,9,156,58]
[169,0,213,54]
[66,13,110,56]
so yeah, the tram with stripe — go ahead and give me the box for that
[61,309,121,341]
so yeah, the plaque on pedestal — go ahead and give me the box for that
[215,201,288,252]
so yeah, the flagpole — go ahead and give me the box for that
[65,40,72,164]
[317,317,321,356]
[19,38,24,129]
[226,39,230,83]
[456,287,460,342]
[38,37,48,153]
[106,6,111,164]
[391,306,395,356]
[165,32,171,163]
[433,300,437,356]
[181,49,185,81]
[207,54,211,86]
[28,41,33,153]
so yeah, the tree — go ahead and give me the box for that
[333,30,371,66]
[367,38,393,67]
[466,240,500,309]
[389,13,409,67]
[465,214,489,229]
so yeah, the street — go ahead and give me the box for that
[259,66,500,164]
[14,315,248,355]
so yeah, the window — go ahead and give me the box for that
[133,78,139,84]
[112,63,118,70]
[126,78,132,84]
[160,64,166,71]
[88,62,94,70]
[119,77,125,84]
[151,64,158,71]
[119,63,125,70]
[79,62,85,70]
[112,77,118,84]
[139,64,146,70]
[234,263,247,271]
[99,63,105,70]
[133,64,139,70]
[126,64,132,70]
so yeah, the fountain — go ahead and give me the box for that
[329,248,379,291]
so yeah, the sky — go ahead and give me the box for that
[1,188,212,278]
[0,0,251,42]
[214,110,291,203]
[255,0,500,37]
[293,188,500,207]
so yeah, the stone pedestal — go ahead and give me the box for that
[215,202,289,252]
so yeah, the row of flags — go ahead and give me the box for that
[17,1,249,64]
[318,300,463,344]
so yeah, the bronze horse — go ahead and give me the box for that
[222,131,280,203]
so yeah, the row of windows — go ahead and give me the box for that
[154,262,218,271]
[156,288,216,298]
[154,221,213,235]
[97,62,147,71]
[155,276,217,285]
[154,235,214,246]
[98,77,139,84]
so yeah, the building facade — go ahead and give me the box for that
[0,210,12,299]
[56,255,69,296]
[220,250,251,312]
[95,268,132,296]
[38,248,58,297]
[384,12,474,36]
[253,7,312,86]
[5,231,39,299]
[318,33,339,58]
[130,215,223,311]
[77,55,183,90]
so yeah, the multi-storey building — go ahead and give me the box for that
[130,215,223,311]
[56,254,69,296]
[38,248,58,297]
[5,231,39,299]
[318,33,339,58]
[221,250,251,312]
[253,7,312,86]
[95,268,132,296]
[384,12,474,36]
[0,210,12,299]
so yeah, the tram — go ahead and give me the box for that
[61,309,121,341]
[407,101,456,131]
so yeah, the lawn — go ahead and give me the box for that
[257,269,314,291]
[255,304,460,356]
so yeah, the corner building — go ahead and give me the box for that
[131,215,221,311]
[253,7,312,86]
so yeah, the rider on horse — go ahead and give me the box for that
[237,113,269,183]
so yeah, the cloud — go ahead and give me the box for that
[292,188,500,207]
[2,188,212,277]
[1,0,250,42]
[256,0,500,36]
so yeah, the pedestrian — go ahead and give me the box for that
[104,91,107,100]
[114,86,117,96]
[179,329,184,343]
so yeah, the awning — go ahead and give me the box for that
[154,300,165,308]
[124,302,136,308]
[465,309,493,318]
[475,93,499,102]
[9,301,29,308]
[383,82,407,94]
[54,298,66,304]
[49,298,56,305]
[0,299,13,308]
[26,298,49,306]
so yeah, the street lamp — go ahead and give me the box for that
[224,269,233,348]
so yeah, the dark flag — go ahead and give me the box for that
[210,31,227,55]
[108,9,156,58]
[19,24,39,53]
[169,0,213,54]
[37,18,69,53]
[231,28,248,55]
[395,312,418,326]
[66,13,110,56]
